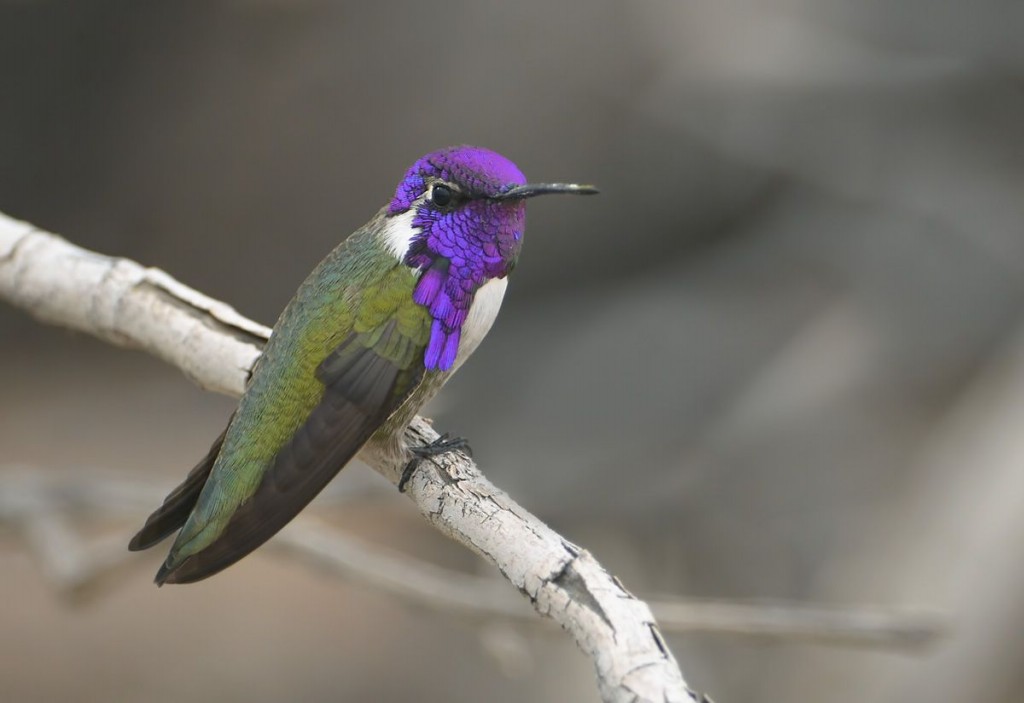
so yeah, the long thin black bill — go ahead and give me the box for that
[499,183,599,200]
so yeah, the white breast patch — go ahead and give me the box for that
[454,277,508,370]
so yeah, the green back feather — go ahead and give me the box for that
[167,215,432,562]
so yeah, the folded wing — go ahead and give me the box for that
[155,321,425,584]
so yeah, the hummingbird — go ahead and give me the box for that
[128,145,597,584]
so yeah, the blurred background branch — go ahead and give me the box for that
[0,464,944,650]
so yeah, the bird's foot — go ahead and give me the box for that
[398,433,473,492]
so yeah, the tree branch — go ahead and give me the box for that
[0,212,705,703]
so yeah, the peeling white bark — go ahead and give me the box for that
[0,214,268,396]
[0,212,706,703]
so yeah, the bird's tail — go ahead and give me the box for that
[128,425,228,552]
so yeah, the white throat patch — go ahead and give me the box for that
[379,210,421,261]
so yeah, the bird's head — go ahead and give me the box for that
[384,145,596,276]
[382,145,596,369]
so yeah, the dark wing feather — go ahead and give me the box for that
[159,326,422,584]
[128,424,229,551]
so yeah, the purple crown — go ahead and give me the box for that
[388,146,527,215]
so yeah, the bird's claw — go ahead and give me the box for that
[398,433,473,492]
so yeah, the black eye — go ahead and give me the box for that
[430,184,455,208]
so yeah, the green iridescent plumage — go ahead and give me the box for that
[130,211,435,583]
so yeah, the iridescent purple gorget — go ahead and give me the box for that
[387,146,529,372]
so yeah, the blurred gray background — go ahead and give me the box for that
[2,1,1024,701]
